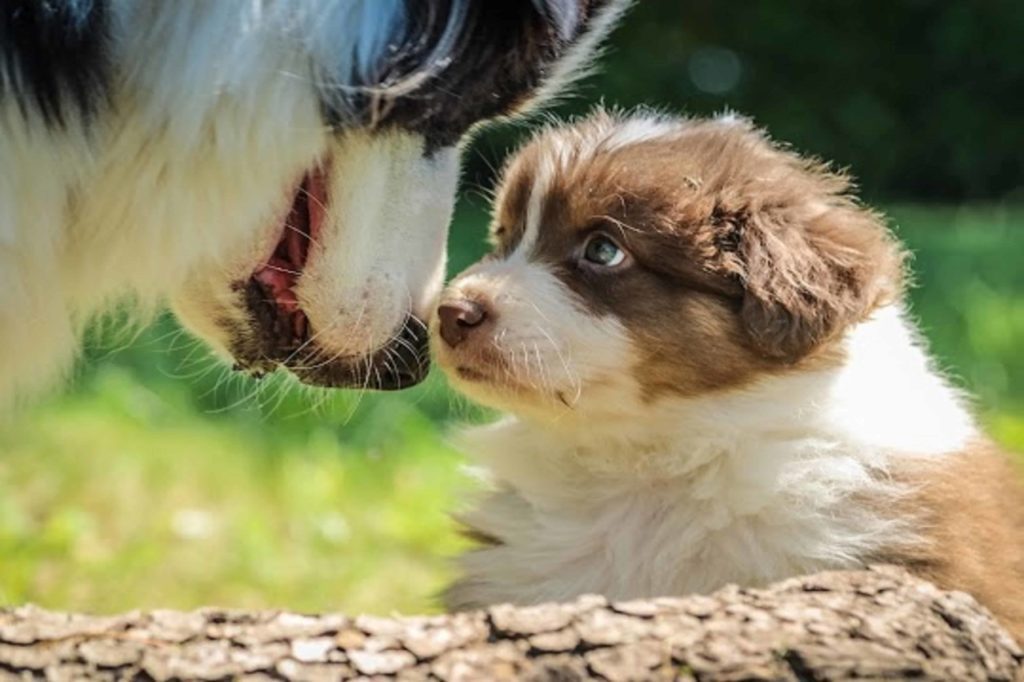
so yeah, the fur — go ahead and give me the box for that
[0,0,632,406]
[434,110,1024,642]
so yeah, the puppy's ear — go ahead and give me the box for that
[723,199,904,362]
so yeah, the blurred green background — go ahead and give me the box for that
[1,2,1022,615]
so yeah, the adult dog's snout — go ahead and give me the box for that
[281,315,431,390]
[438,299,492,348]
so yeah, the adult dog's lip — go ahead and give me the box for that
[286,318,431,390]
[230,165,432,390]
[232,281,431,389]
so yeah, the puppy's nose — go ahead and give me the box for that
[438,299,489,348]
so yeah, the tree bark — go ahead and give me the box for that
[0,566,1019,681]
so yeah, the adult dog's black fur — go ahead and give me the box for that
[0,0,629,403]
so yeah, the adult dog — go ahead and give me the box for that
[0,0,628,405]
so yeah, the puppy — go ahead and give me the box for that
[0,0,629,406]
[432,110,1024,640]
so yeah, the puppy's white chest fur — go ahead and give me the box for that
[447,306,976,609]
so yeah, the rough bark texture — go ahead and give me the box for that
[0,567,1020,681]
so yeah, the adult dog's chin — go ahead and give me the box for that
[223,168,431,391]
[231,290,430,390]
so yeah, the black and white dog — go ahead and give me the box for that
[0,0,628,404]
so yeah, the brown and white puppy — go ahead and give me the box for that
[432,110,1024,640]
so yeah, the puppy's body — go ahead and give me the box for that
[0,0,628,405]
[433,111,1024,640]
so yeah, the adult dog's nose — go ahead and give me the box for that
[438,299,489,348]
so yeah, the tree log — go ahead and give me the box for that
[0,567,1019,681]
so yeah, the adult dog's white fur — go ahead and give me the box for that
[2,5,324,403]
[0,0,630,405]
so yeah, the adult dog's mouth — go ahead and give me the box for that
[250,169,326,347]
[230,168,430,390]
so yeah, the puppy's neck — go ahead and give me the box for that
[463,304,976,492]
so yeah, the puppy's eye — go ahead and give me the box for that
[581,234,628,268]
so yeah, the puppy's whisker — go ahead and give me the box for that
[520,342,542,394]
[515,296,547,321]
[530,340,554,398]
[530,321,581,402]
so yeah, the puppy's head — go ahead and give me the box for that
[171,0,630,390]
[434,111,905,419]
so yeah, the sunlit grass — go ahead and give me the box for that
[0,203,1020,615]
[0,367,474,615]
[893,204,1024,418]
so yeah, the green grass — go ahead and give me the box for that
[891,205,1024,444]
[0,369,475,614]
[0,202,1021,615]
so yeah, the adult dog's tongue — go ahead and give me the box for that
[252,170,327,341]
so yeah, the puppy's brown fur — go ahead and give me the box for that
[885,446,1024,638]
[491,113,904,399]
